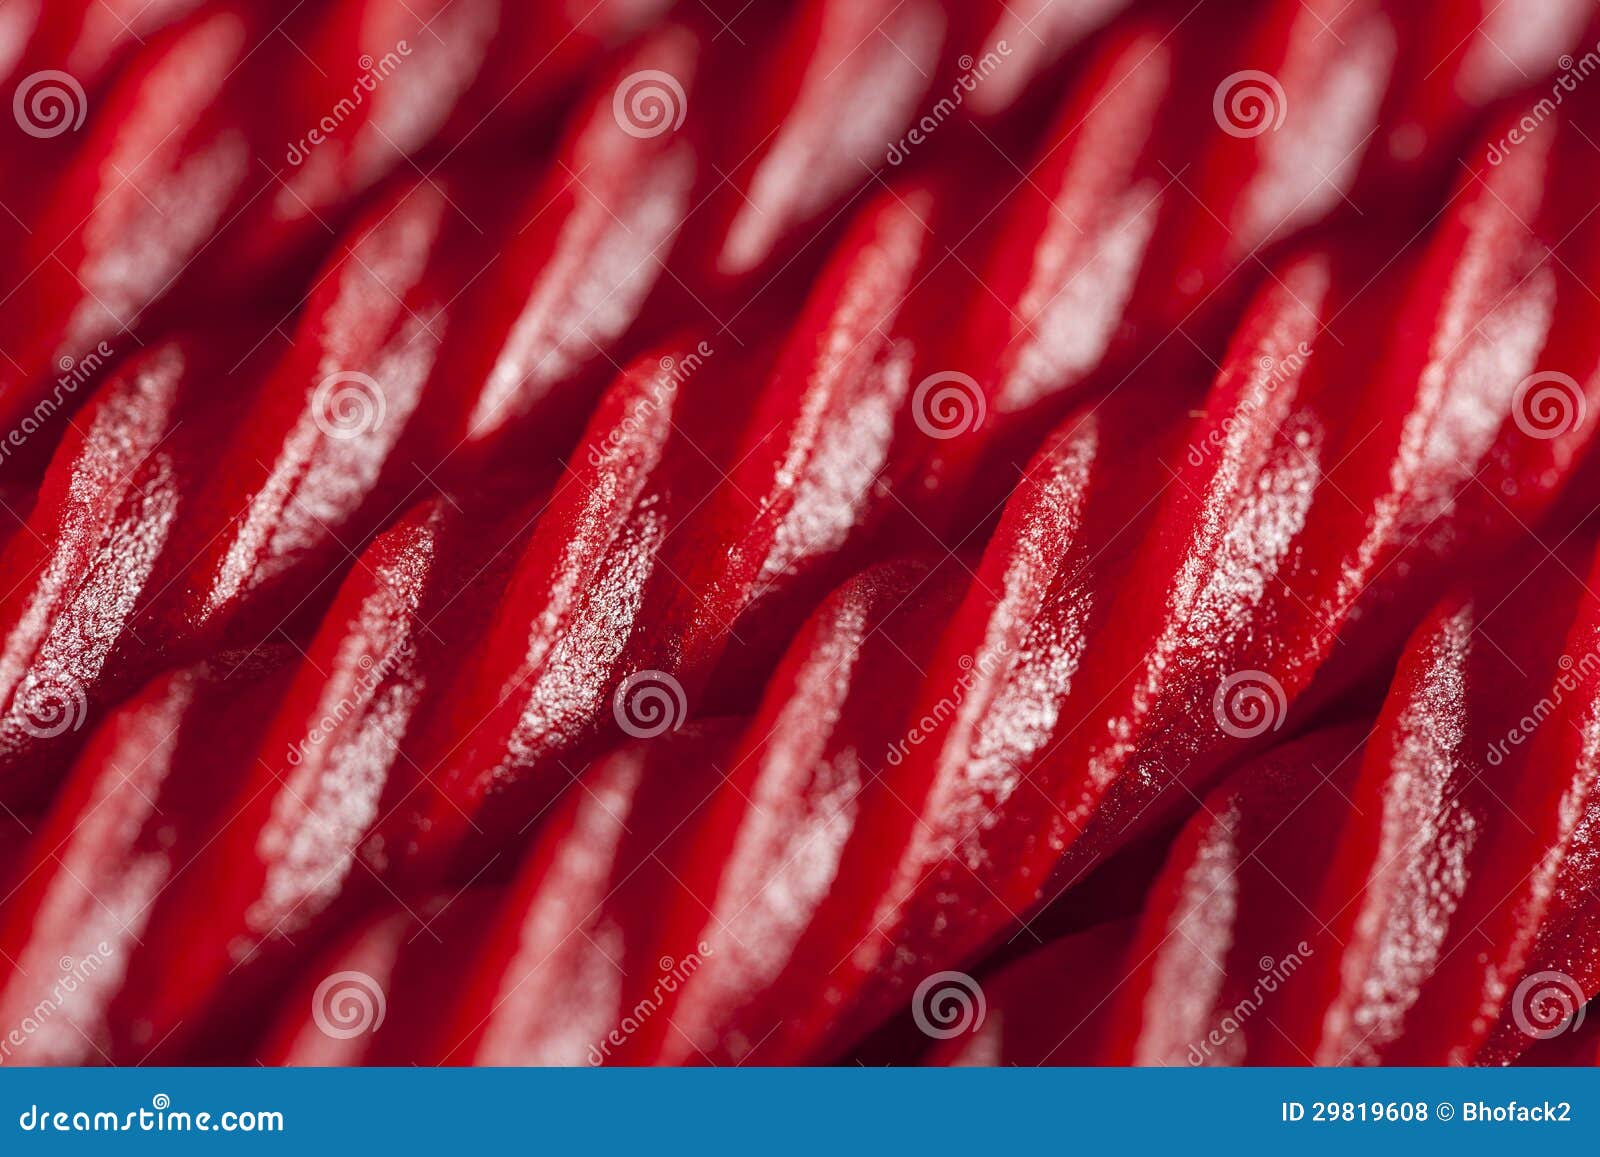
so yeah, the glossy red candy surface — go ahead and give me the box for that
[2,0,1600,1068]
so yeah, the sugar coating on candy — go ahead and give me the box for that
[4,0,1600,1070]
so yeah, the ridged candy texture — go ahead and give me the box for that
[1,0,1599,1067]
